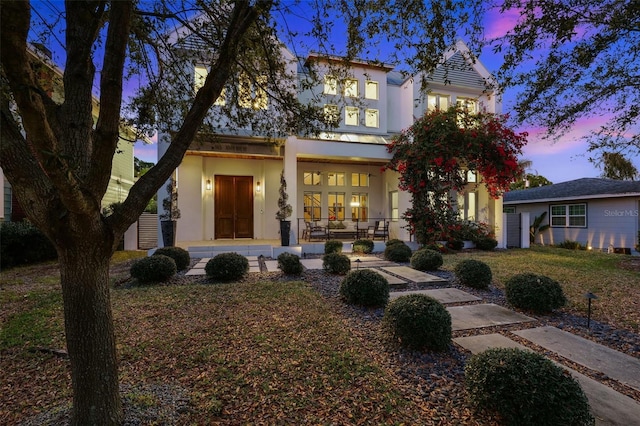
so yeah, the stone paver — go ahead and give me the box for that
[514,326,640,392]
[447,303,534,331]
[185,268,205,276]
[390,288,481,304]
[264,260,279,272]
[300,258,324,270]
[362,268,406,285]
[454,333,640,426]
[381,266,448,285]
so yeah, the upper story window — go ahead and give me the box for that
[324,75,337,95]
[344,79,358,97]
[239,74,267,110]
[345,106,359,126]
[427,94,449,112]
[365,109,379,128]
[365,80,378,100]
[303,171,321,185]
[194,65,225,105]
[327,172,345,186]
[456,97,478,114]
[324,104,339,124]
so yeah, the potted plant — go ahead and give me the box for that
[275,170,292,246]
[159,177,181,247]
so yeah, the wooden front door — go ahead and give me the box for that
[215,176,254,239]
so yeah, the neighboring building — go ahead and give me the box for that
[158,35,506,248]
[2,45,137,222]
[504,178,640,251]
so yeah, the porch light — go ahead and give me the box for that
[205,179,212,191]
[256,181,261,193]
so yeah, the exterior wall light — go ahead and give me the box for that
[205,179,212,191]
[256,181,261,193]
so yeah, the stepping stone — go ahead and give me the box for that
[264,260,279,272]
[454,333,640,426]
[381,266,448,285]
[514,326,640,392]
[362,268,406,285]
[300,258,324,270]
[185,268,206,276]
[447,303,535,331]
[391,288,481,304]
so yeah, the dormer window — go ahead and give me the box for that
[427,94,449,112]
[239,74,267,110]
[344,79,358,97]
[194,65,225,105]
[456,97,477,114]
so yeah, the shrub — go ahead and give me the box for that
[424,242,447,254]
[557,240,584,250]
[505,273,567,313]
[410,249,443,271]
[152,246,190,270]
[339,269,390,307]
[130,255,176,284]
[324,239,343,254]
[446,239,464,250]
[385,239,404,247]
[322,252,351,274]
[384,242,412,262]
[454,259,492,289]
[205,252,249,282]
[352,239,374,254]
[383,294,452,351]
[0,221,57,269]
[475,237,498,251]
[277,252,303,275]
[465,348,594,426]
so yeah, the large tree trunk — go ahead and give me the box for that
[59,243,122,425]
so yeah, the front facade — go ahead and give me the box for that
[159,40,506,247]
[504,178,640,251]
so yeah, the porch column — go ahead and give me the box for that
[494,196,505,248]
[284,135,299,244]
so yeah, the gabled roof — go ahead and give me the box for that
[504,178,640,204]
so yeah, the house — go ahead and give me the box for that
[157,35,507,251]
[503,178,640,251]
[1,45,140,248]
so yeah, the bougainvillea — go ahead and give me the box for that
[384,107,527,244]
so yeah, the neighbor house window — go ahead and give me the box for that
[551,204,586,227]
[194,65,225,105]
[427,94,450,112]
[303,171,321,186]
[304,191,322,221]
[351,173,369,187]
[345,106,359,126]
[365,80,378,99]
[327,172,345,186]
[324,75,337,95]
[324,104,339,124]
[328,192,345,221]
[390,191,399,221]
[503,206,516,214]
[344,79,358,97]
[365,109,379,128]
[351,193,368,221]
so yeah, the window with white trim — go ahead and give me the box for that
[551,204,586,227]
[303,171,321,186]
[427,94,450,112]
[345,106,359,126]
[324,75,337,95]
[365,109,379,128]
[351,193,368,221]
[503,206,516,214]
[327,172,345,186]
[194,65,225,105]
[328,192,345,221]
[351,173,369,187]
[344,79,358,97]
[324,104,339,124]
[390,191,399,221]
[239,74,267,110]
[303,191,322,221]
[365,80,378,99]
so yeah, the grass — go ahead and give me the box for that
[442,245,640,332]
[1,246,638,424]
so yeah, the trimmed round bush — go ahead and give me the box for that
[383,294,452,351]
[410,249,443,271]
[322,252,351,274]
[339,269,390,307]
[324,239,343,254]
[1,220,57,269]
[205,252,249,282]
[465,348,593,426]
[505,273,567,313]
[475,237,498,251]
[153,246,190,270]
[454,259,492,289]
[130,255,176,284]
[277,252,303,275]
[352,239,374,254]
[385,239,404,247]
[384,242,412,262]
